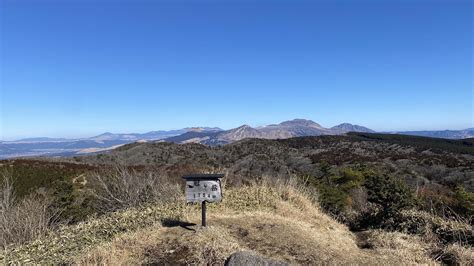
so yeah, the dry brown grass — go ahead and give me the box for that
[75,226,162,265]
[2,202,189,264]
[72,180,444,265]
[75,224,241,265]
[437,244,474,265]
[148,226,241,265]
[5,174,471,265]
[363,230,436,264]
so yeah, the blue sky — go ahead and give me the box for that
[1,0,472,140]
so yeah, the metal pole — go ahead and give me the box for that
[201,201,206,227]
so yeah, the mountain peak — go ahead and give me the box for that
[279,119,322,128]
[236,124,252,129]
[219,124,261,141]
[92,132,114,138]
[331,123,375,133]
[335,123,352,127]
[230,124,258,133]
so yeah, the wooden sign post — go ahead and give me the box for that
[183,174,224,227]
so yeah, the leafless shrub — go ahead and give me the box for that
[393,209,473,245]
[88,166,182,213]
[434,243,474,265]
[0,171,55,249]
[414,164,454,183]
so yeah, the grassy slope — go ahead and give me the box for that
[2,183,450,265]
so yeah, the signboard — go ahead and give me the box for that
[185,180,222,203]
[183,174,224,226]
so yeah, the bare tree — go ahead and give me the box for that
[0,171,15,248]
[88,165,181,213]
[0,171,55,249]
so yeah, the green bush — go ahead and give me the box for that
[454,186,474,219]
[50,177,95,224]
[313,167,365,217]
[335,168,364,190]
[310,166,416,229]
[316,182,348,215]
[363,173,415,227]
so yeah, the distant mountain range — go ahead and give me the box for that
[0,119,472,159]
[165,119,374,145]
[87,127,222,142]
[0,127,222,159]
[387,129,474,140]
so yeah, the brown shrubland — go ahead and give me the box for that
[87,166,182,213]
[0,171,56,249]
[2,168,473,265]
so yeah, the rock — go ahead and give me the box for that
[225,251,288,266]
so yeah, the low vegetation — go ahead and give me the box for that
[0,171,57,249]
[1,168,473,265]
[306,165,473,247]
[0,134,473,264]
[3,174,470,265]
[347,132,474,156]
[88,166,181,213]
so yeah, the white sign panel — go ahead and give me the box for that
[185,180,222,203]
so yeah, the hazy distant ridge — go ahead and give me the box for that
[388,128,474,140]
[0,127,222,159]
[1,119,473,159]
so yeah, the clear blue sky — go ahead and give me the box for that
[1,0,472,140]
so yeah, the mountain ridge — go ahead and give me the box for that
[165,119,374,145]
[331,123,376,134]
[2,119,473,159]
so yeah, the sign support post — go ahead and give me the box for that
[202,201,206,226]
